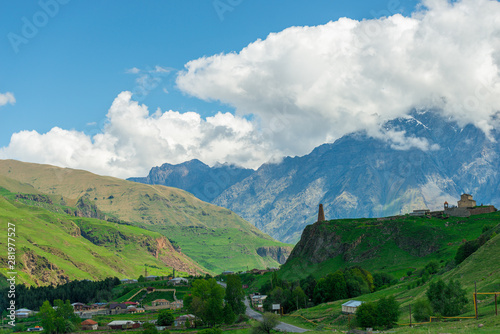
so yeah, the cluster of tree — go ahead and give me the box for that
[412,278,468,322]
[259,267,393,314]
[455,223,499,265]
[183,275,245,327]
[355,296,399,329]
[313,267,375,305]
[407,261,442,289]
[0,277,121,311]
[38,299,81,334]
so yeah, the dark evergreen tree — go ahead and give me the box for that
[225,274,245,315]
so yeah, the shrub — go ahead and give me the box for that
[426,279,467,317]
[413,298,432,322]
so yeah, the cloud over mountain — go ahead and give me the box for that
[177,0,500,148]
[2,0,500,178]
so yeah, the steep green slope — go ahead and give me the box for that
[0,160,291,273]
[282,225,500,332]
[281,213,500,280]
[0,189,203,286]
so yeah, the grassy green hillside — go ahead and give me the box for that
[281,227,500,333]
[0,187,203,286]
[281,213,500,280]
[0,160,291,274]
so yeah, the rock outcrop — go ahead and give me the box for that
[256,246,292,264]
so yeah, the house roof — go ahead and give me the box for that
[342,300,364,307]
[153,299,169,303]
[81,319,98,325]
[16,308,32,312]
[108,320,135,326]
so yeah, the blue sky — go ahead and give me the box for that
[1,0,418,142]
[1,0,499,178]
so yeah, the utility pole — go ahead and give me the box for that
[409,304,412,327]
[474,281,478,320]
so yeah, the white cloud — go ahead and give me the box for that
[3,0,500,178]
[177,0,500,154]
[0,92,278,178]
[0,92,16,107]
[126,67,140,74]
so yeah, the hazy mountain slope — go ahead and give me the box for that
[0,187,201,286]
[128,159,253,203]
[0,160,291,273]
[214,111,500,243]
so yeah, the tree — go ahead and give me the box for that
[356,302,377,329]
[413,298,432,322]
[455,240,480,264]
[190,278,225,327]
[225,274,246,315]
[38,299,80,334]
[223,303,236,324]
[356,296,399,330]
[373,272,395,290]
[376,296,399,329]
[426,279,467,316]
[250,312,280,334]
[292,286,308,310]
[157,310,174,326]
[142,322,158,334]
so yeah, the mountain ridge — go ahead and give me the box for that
[131,111,499,243]
[0,160,291,274]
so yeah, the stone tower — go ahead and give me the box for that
[317,204,325,222]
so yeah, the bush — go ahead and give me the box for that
[426,279,467,317]
[455,240,480,264]
[250,313,280,334]
[356,296,399,329]
[413,298,432,322]
[157,310,174,326]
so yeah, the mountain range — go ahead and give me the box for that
[129,111,500,243]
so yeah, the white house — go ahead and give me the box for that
[341,300,364,314]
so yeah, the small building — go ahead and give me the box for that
[15,308,34,318]
[120,278,138,284]
[109,303,128,313]
[152,299,169,307]
[458,194,476,208]
[222,271,234,275]
[146,286,156,293]
[107,320,140,330]
[410,209,430,217]
[174,314,195,327]
[342,300,364,314]
[145,275,159,281]
[169,277,188,285]
[72,302,91,311]
[81,319,98,330]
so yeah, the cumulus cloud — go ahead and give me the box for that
[0,92,16,107]
[3,0,500,178]
[0,92,279,178]
[177,0,500,153]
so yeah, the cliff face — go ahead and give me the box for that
[256,246,292,264]
[285,217,447,271]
